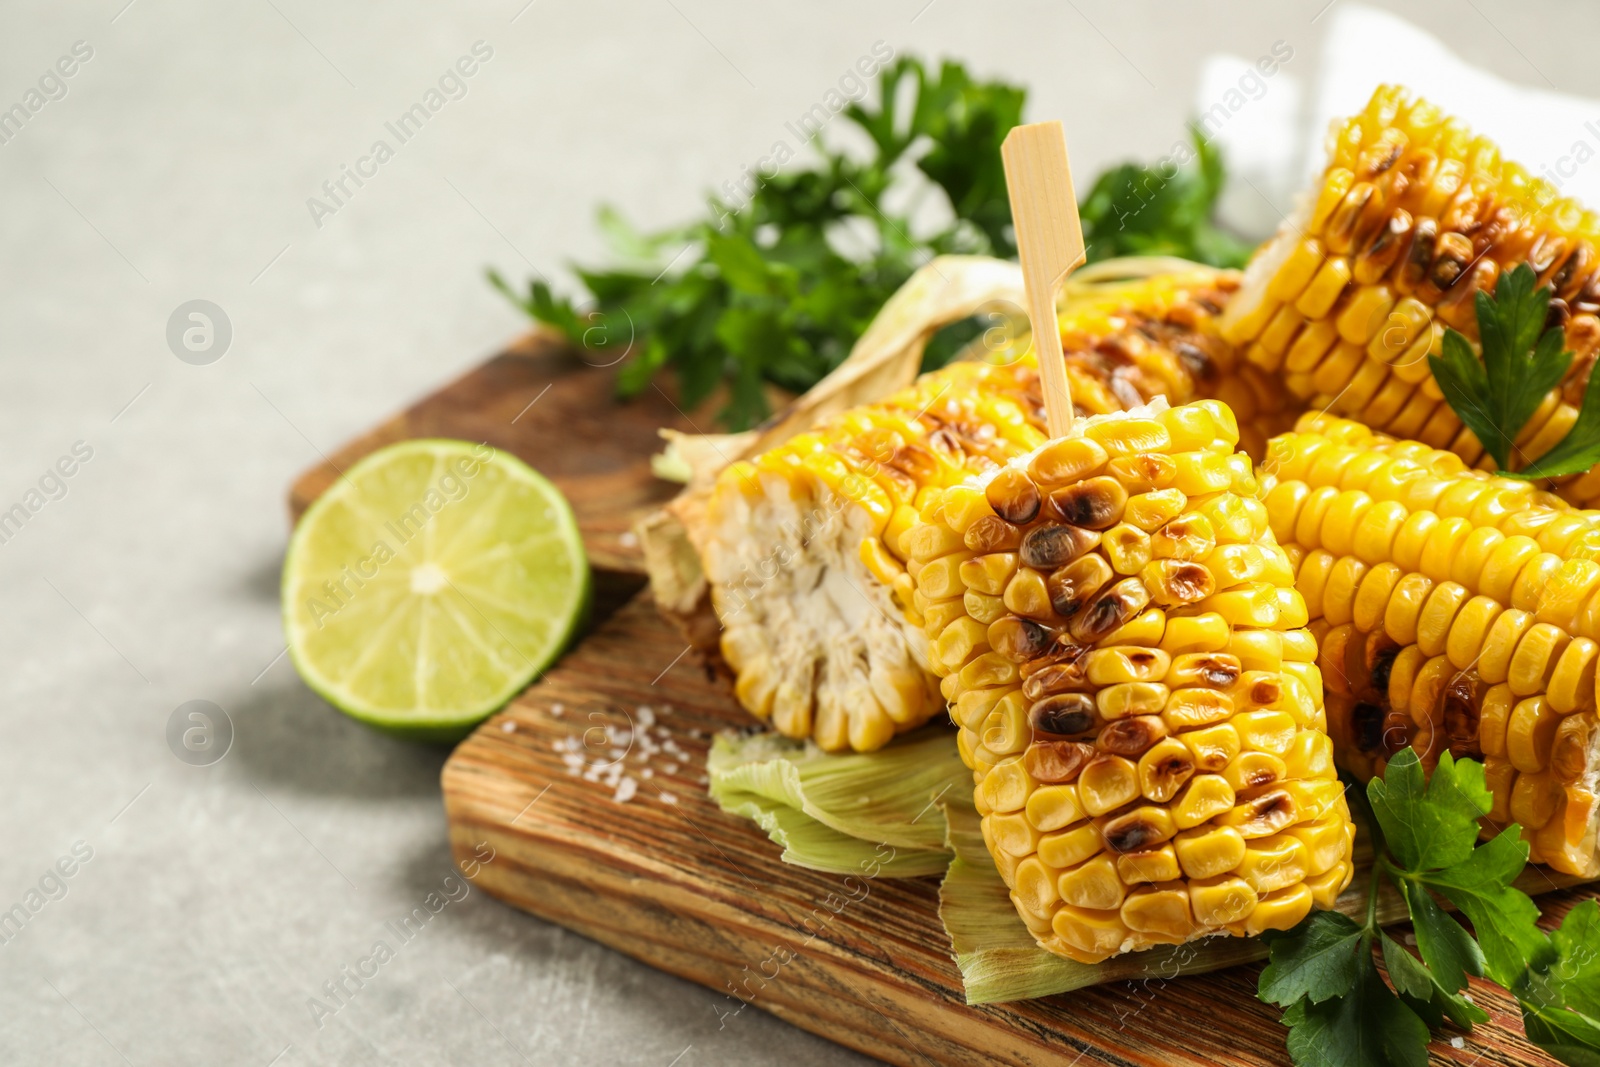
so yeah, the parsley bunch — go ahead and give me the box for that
[1258,749,1600,1066]
[1430,262,1600,479]
[492,57,1246,429]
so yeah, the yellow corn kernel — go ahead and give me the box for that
[1077,755,1141,816]
[1098,682,1170,720]
[1117,845,1182,884]
[1245,882,1315,935]
[1171,773,1237,829]
[959,552,1018,596]
[1173,825,1248,880]
[1509,624,1571,697]
[1179,723,1243,774]
[1237,834,1310,894]
[1050,905,1129,964]
[1025,783,1085,833]
[1190,874,1260,926]
[1029,437,1110,486]
[1295,256,1353,319]
[1121,884,1196,939]
[1038,823,1105,870]
[941,484,996,535]
[1506,696,1560,774]
[1479,609,1535,685]
[1012,857,1060,918]
[1057,853,1127,911]
[988,810,1041,858]
[1162,613,1232,654]
[1547,637,1598,714]
[1086,647,1172,685]
[917,551,973,599]
[977,757,1033,813]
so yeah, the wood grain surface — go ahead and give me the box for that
[442,592,1589,1067]
[286,329,706,573]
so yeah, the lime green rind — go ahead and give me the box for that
[282,439,589,740]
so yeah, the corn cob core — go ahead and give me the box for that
[704,272,1272,752]
[909,398,1355,963]
[1222,84,1600,505]
[1263,411,1600,876]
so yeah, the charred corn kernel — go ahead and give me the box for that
[912,400,1351,962]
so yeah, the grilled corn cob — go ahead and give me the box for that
[908,398,1355,963]
[705,271,1284,752]
[1263,411,1600,876]
[1222,85,1600,504]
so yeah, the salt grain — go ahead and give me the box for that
[613,777,638,803]
[663,763,678,774]
[659,792,678,805]
[640,768,654,779]
[1449,1037,1465,1049]
[550,703,565,717]
[500,721,517,733]
[619,530,639,548]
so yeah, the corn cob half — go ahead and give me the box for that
[705,271,1278,752]
[1263,411,1600,876]
[1222,85,1600,505]
[909,399,1355,963]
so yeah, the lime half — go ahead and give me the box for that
[283,439,589,741]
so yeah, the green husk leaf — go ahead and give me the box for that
[706,727,964,873]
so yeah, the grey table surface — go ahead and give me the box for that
[3,1,1599,1064]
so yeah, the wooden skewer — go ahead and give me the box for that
[1001,121,1087,440]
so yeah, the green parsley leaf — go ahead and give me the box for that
[1522,366,1600,479]
[1550,900,1600,1018]
[1420,829,1545,989]
[1380,928,1489,1030]
[1521,1004,1600,1067]
[1281,952,1431,1067]
[1395,879,1485,996]
[1367,749,1490,872]
[1079,126,1253,268]
[1260,910,1367,1006]
[1429,262,1585,475]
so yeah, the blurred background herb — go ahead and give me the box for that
[492,56,1248,430]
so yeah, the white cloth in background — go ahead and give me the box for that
[1201,3,1600,239]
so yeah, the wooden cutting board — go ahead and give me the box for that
[295,337,1588,1067]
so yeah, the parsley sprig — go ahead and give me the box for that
[1430,263,1600,479]
[1258,748,1600,1066]
[492,57,1246,430]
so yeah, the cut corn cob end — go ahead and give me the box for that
[1221,84,1600,507]
[913,398,1355,963]
[1264,411,1600,877]
[700,271,1260,752]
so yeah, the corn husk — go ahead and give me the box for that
[706,727,966,876]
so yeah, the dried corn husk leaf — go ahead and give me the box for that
[706,727,965,875]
